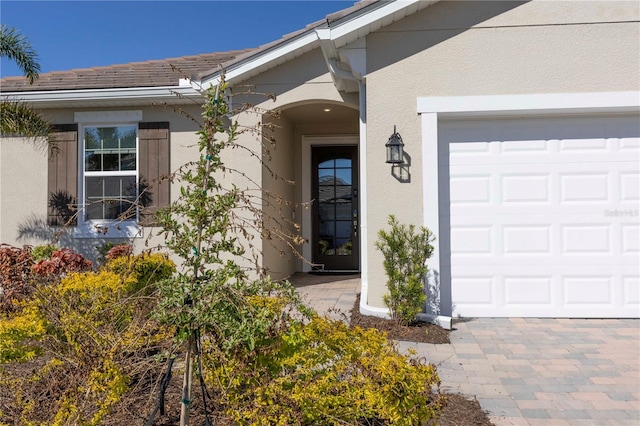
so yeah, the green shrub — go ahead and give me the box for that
[375,215,434,325]
[31,244,57,262]
[204,315,441,425]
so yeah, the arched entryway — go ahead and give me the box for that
[261,101,359,278]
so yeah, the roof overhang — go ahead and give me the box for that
[201,0,441,89]
[0,85,203,109]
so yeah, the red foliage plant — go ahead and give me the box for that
[105,244,133,260]
[0,244,35,313]
[32,249,93,278]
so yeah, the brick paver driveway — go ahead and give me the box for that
[291,274,640,425]
[401,318,640,426]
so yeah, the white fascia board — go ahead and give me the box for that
[317,0,427,45]
[0,85,201,104]
[201,32,320,87]
[203,0,440,87]
[418,91,640,117]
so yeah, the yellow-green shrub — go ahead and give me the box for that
[0,305,46,363]
[104,252,175,293]
[204,316,441,425]
[0,256,175,424]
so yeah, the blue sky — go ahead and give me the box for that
[0,1,354,78]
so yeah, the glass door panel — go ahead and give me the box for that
[312,146,359,270]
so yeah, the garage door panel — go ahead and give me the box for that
[561,224,611,254]
[448,166,638,215]
[622,224,639,253]
[502,174,550,203]
[560,173,609,202]
[563,276,615,305]
[451,276,494,305]
[620,172,639,202]
[451,267,639,317]
[444,115,640,318]
[623,277,640,305]
[620,137,640,151]
[504,277,553,305]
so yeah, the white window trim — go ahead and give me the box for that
[73,111,143,239]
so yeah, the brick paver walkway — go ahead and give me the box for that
[290,273,640,425]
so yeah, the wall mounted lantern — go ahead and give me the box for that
[385,125,404,164]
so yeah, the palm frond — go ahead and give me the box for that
[0,100,56,151]
[0,24,41,84]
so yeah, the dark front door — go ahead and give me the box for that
[312,146,359,271]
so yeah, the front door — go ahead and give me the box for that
[312,146,359,271]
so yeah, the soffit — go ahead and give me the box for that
[281,102,359,125]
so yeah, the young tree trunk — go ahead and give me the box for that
[180,337,194,426]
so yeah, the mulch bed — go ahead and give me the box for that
[437,393,494,426]
[349,293,494,426]
[350,294,450,344]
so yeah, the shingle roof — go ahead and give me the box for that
[0,1,378,94]
[0,50,254,92]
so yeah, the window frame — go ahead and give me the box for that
[73,110,143,239]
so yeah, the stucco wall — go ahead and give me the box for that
[261,114,297,279]
[364,0,640,307]
[0,137,49,246]
[0,105,201,265]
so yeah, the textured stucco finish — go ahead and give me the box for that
[0,106,201,264]
[0,137,49,246]
[363,0,640,307]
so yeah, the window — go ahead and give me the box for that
[83,125,138,221]
[47,111,170,238]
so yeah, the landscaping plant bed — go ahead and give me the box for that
[437,393,494,426]
[349,294,494,426]
[350,294,450,344]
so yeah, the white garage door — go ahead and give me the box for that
[442,115,640,317]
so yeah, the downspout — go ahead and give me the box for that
[327,59,390,319]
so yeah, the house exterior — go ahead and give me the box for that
[1,0,639,325]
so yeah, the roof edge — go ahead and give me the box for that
[0,85,202,105]
[200,0,439,87]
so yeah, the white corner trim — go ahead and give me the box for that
[417,91,640,117]
[359,302,391,319]
[417,313,452,330]
[358,305,452,330]
[74,110,143,124]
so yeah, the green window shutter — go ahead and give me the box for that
[47,124,78,226]
[138,122,170,226]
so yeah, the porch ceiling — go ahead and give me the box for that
[281,102,358,125]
